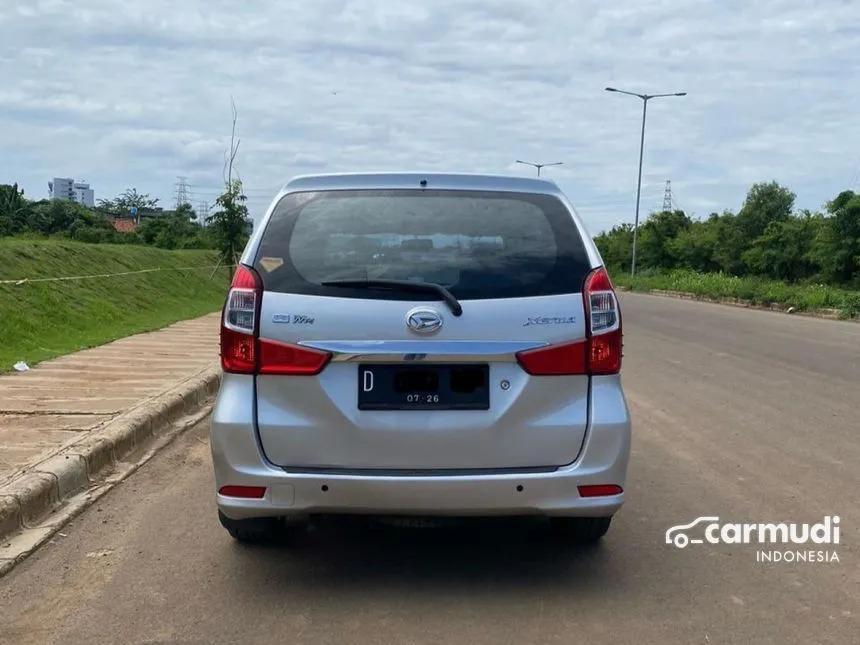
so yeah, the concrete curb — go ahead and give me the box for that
[615,286,858,323]
[0,364,221,545]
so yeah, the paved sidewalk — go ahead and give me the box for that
[0,313,220,488]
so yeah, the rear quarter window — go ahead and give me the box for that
[253,189,592,301]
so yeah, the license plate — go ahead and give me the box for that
[357,364,490,411]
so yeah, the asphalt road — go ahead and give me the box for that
[1,293,858,645]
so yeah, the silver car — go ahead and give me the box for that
[210,172,631,544]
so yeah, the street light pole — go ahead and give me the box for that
[632,98,648,280]
[515,160,563,177]
[605,87,686,277]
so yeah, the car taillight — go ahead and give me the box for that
[258,339,331,376]
[220,265,332,375]
[221,265,261,374]
[515,266,622,376]
[583,266,622,375]
[515,341,588,375]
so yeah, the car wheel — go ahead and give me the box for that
[550,516,612,543]
[218,511,302,545]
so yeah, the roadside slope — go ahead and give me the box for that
[0,239,231,370]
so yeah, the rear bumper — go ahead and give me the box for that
[210,374,632,520]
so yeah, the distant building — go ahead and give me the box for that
[48,178,74,201]
[73,182,95,207]
[109,208,166,234]
[111,217,138,234]
[48,177,95,208]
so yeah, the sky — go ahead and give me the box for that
[2,0,859,235]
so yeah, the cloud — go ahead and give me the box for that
[2,0,859,231]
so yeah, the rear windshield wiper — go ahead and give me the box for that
[320,279,463,317]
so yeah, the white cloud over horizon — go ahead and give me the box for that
[2,0,859,234]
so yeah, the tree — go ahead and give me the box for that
[97,188,159,216]
[812,190,860,284]
[174,201,197,222]
[0,182,213,247]
[636,209,693,270]
[206,98,252,273]
[138,207,204,249]
[0,183,30,236]
[207,179,251,266]
[709,212,747,275]
[25,198,117,241]
[669,214,722,273]
[591,182,859,286]
[594,223,633,271]
[741,211,824,282]
[33,199,87,235]
[735,181,795,240]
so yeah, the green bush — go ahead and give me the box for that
[612,269,859,318]
[0,183,219,251]
[595,183,860,290]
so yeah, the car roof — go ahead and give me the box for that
[281,171,565,197]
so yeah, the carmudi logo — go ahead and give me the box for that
[665,516,841,563]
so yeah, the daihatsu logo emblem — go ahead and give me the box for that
[406,308,443,334]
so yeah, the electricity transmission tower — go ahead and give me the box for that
[174,176,191,208]
[662,180,674,212]
[197,200,210,225]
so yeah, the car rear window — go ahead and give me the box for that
[253,189,592,301]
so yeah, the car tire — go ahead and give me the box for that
[218,511,300,545]
[550,516,612,543]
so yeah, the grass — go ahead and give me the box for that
[611,269,860,320]
[0,239,232,370]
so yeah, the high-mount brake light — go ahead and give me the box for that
[515,266,622,376]
[219,265,332,375]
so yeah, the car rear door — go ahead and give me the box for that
[250,185,598,472]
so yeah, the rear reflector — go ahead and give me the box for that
[218,485,267,499]
[258,339,332,376]
[578,484,623,497]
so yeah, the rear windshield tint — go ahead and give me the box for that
[253,189,592,301]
